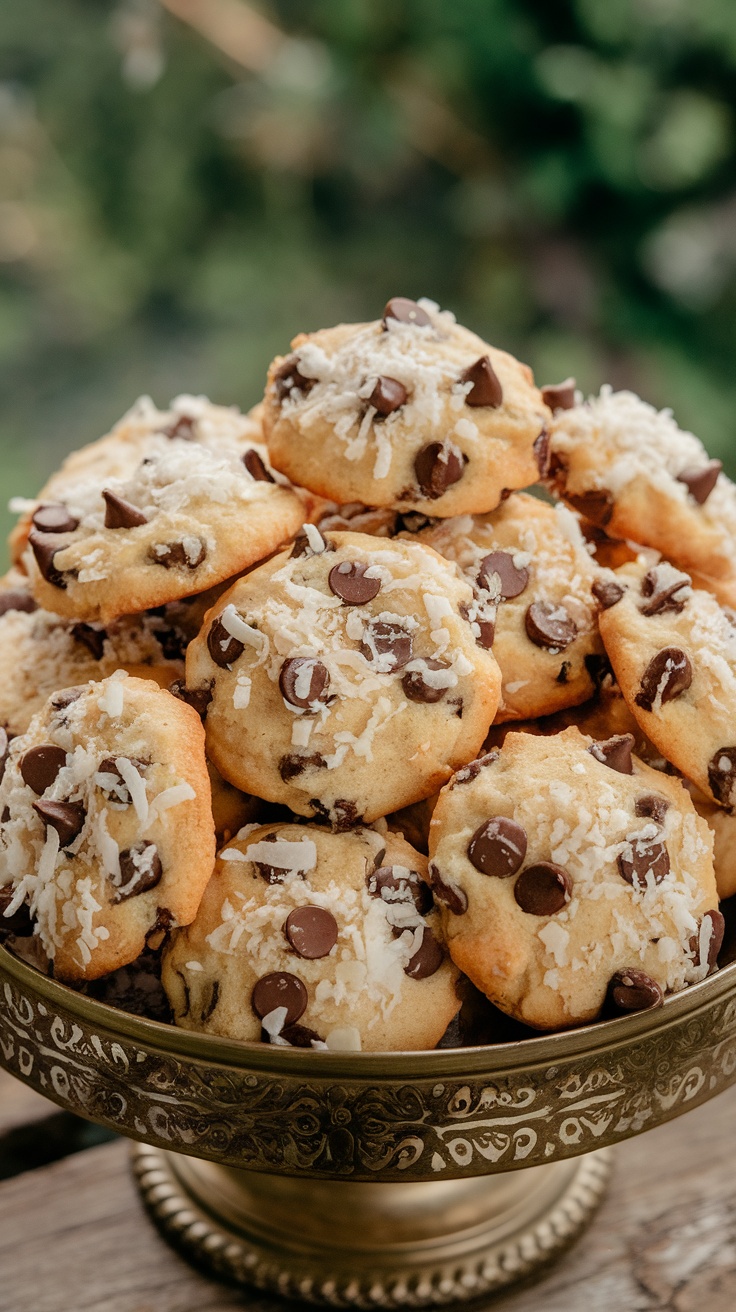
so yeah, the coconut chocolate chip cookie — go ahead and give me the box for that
[546,386,736,606]
[0,673,215,981]
[18,395,308,622]
[262,298,550,516]
[414,492,605,721]
[184,529,501,826]
[162,822,459,1051]
[427,726,719,1030]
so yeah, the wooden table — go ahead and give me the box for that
[1,1067,734,1312]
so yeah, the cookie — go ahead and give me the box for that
[263,298,550,516]
[18,395,308,622]
[427,726,719,1030]
[547,386,736,605]
[184,529,501,825]
[162,822,459,1051]
[414,492,605,721]
[0,673,215,982]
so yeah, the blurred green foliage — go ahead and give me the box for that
[0,0,735,549]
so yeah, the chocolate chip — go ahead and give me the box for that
[361,621,413,671]
[677,460,722,505]
[585,652,613,690]
[635,647,692,712]
[404,926,444,979]
[201,979,220,1022]
[72,623,106,661]
[33,799,85,847]
[32,504,79,534]
[328,561,381,604]
[401,657,450,703]
[382,297,431,328]
[460,601,495,650]
[609,969,663,1013]
[525,601,577,650]
[51,688,83,710]
[514,862,571,915]
[151,539,207,570]
[366,865,433,915]
[251,971,308,1024]
[97,756,148,806]
[28,530,67,589]
[242,448,275,482]
[281,1022,323,1048]
[368,376,407,416]
[170,679,213,718]
[556,661,571,684]
[145,907,175,950]
[477,550,529,600]
[427,862,468,915]
[689,909,725,970]
[541,379,576,411]
[414,443,466,500]
[290,526,334,558]
[279,657,330,709]
[0,728,8,783]
[453,751,499,786]
[284,906,338,959]
[588,734,634,775]
[639,568,690,616]
[102,489,147,529]
[0,591,37,617]
[468,816,527,878]
[20,744,67,794]
[592,577,624,609]
[207,618,244,668]
[460,356,503,408]
[161,414,198,440]
[279,752,326,782]
[114,842,163,902]
[618,834,670,889]
[635,795,669,823]
[273,356,316,401]
[708,748,736,805]
[331,799,362,831]
[533,428,551,477]
[566,491,613,527]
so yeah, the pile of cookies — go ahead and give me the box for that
[0,296,732,1051]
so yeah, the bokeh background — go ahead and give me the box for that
[1,0,736,552]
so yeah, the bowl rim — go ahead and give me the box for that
[3,940,735,1078]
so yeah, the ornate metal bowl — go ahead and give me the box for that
[2,939,736,1306]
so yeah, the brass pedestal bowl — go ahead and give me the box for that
[2,939,736,1307]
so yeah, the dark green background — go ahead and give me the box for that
[1,0,735,553]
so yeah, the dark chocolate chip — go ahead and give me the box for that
[541,379,576,411]
[414,443,466,500]
[639,567,690,616]
[242,448,275,482]
[279,657,330,708]
[328,560,381,604]
[51,688,83,710]
[273,356,316,401]
[609,968,663,1013]
[533,428,551,476]
[290,526,334,558]
[0,728,8,783]
[280,1022,323,1048]
[427,861,468,915]
[477,550,529,600]
[32,504,79,534]
[0,590,37,617]
[404,925,444,979]
[102,489,147,529]
[33,799,85,847]
[677,460,722,505]
[460,356,503,408]
[284,906,338,959]
[618,834,670,890]
[587,734,634,776]
[635,648,692,712]
[453,752,499,786]
[161,414,198,440]
[150,539,206,570]
[382,297,432,328]
[689,909,725,971]
[97,756,148,806]
[251,971,307,1024]
[514,862,571,916]
[468,816,527,878]
[460,600,495,650]
[207,618,244,668]
[279,753,326,783]
[635,795,669,823]
[361,621,413,671]
[170,679,213,718]
[71,623,106,661]
[114,842,163,902]
[708,748,736,806]
[201,979,220,1022]
[566,490,613,527]
[525,600,577,650]
[28,530,67,589]
[368,376,408,416]
[556,661,571,684]
[20,744,67,794]
[331,799,362,832]
[592,577,625,609]
[366,865,433,915]
[401,657,451,703]
[145,907,175,950]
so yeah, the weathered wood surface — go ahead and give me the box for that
[0,1071,735,1311]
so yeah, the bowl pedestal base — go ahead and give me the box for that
[131,1142,613,1307]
